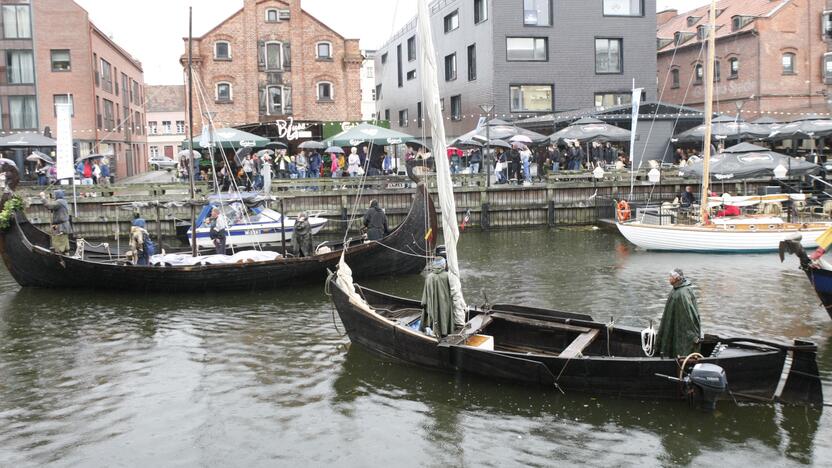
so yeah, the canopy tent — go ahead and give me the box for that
[678,143,819,180]
[184,127,270,150]
[672,115,769,142]
[326,123,416,147]
[452,118,548,145]
[0,132,57,148]
[766,116,832,140]
[547,117,631,143]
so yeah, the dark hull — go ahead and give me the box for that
[0,185,436,292]
[803,268,832,320]
[330,278,823,405]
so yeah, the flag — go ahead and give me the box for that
[460,209,471,231]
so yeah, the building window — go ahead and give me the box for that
[729,58,739,78]
[714,60,721,82]
[316,42,332,59]
[440,98,445,111]
[214,41,231,60]
[375,84,382,100]
[396,44,403,87]
[595,38,622,74]
[216,82,232,102]
[317,82,333,101]
[2,5,31,39]
[687,16,701,27]
[671,68,680,88]
[510,84,553,112]
[149,121,158,134]
[417,101,422,128]
[444,53,457,81]
[399,109,409,127]
[824,11,832,40]
[150,146,160,158]
[506,37,547,61]
[467,44,477,81]
[475,0,488,23]
[53,94,74,117]
[102,99,115,130]
[407,36,416,61]
[9,95,36,129]
[176,120,185,133]
[523,0,551,26]
[160,121,170,133]
[266,8,279,22]
[100,59,113,92]
[732,15,753,31]
[406,70,416,80]
[267,85,284,114]
[50,50,71,72]
[444,10,459,32]
[594,92,632,109]
[782,52,795,74]
[265,42,282,70]
[602,0,643,17]
[694,64,703,84]
[6,50,34,84]
[824,53,832,84]
[697,25,707,41]
[450,95,462,121]
[381,53,388,64]
[384,109,390,121]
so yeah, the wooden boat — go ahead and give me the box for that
[0,182,436,292]
[779,237,832,320]
[328,277,823,406]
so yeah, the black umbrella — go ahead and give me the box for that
[298,141,325,150]
[256,149,275,158]
[454,139,483,148]
[234,147,253,165]
[673,115,769,142]
[27,151,54,165]
[548,117,631,143]
[455,118,548,144]
[75,153,106,163]
[487,139,512,149]
[767,116,832,140]
[679,143,819,179]
[266,141,288,150]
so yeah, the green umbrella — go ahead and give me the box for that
[326,123,415,147]
[183,127,270,150]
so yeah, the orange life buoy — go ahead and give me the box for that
[616,200,631,222]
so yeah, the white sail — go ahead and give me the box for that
[417,0,466,323]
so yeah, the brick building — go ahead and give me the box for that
[183,0,362,131]
[0,0,148,178]
[146,85,186,161]
[657,0,832,119]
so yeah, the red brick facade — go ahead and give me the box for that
[33,0,147,178]
[184,0,362,130]
[657,0,832,119]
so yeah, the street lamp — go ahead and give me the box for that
[479,104,494,188]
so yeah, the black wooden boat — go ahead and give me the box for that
[0,183,436,292]
[327,276,823,407]
[779,238,832,320]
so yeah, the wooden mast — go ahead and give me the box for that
[699,0,717,224]
[187,7,198,256]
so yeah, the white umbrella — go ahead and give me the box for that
[509,135,533,144]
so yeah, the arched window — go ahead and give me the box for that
[317,81,333,101]
[714,60,721,81]
[265,8,279,22]
[782,52,796,74]
[214,41,231,60]
[694,64,703,84]
[670,68,680,89]
[729,57,739,79]
[316,41,332,59]
[216,82,232,102]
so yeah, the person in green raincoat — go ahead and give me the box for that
[420,250,455,337]
[657,269,702,358]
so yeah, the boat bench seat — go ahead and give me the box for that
[490,312,592,334]
[559,329,601,359]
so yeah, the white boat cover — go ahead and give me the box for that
[150,250,281,266]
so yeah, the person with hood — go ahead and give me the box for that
[362,199,389,241]
[656,269,702,357]
[40,189,72,253]
[128,216,154,266]
[291,212,313,257]
[329,152,340,178]
[347,147,361,177]
[420,247,455,337]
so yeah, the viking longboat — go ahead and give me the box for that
[0,180,437,293]
[328,276,823,406]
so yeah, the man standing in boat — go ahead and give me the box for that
[657,269,702,357]
[291,212,313,257]
[362,199,389,241]
[208,207,228,254]
[39,190,72,253]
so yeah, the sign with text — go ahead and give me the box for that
[55,103,74,180]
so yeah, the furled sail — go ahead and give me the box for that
[417,0,466,323]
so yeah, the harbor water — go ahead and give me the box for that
[0,228,830,467]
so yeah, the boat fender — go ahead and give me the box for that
[641,320,656,357]
[616,200,631,222]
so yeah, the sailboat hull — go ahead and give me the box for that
[617,221,828,252]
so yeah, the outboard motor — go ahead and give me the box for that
[688,363,728,411]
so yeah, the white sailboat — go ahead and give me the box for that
[616,0,831,252]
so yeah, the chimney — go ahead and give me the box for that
[657,9,678,27]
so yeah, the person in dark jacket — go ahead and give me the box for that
[508,148,521,183]
[680,185,696,208]
[291,212,314,257]
[362,199,389,240]
[535,148,548,181]
[657,269,702,357]
[308,151,322,178]
[40,189,72,235]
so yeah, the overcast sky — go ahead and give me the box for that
[74,0,710,85]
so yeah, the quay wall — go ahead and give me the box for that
[15,172,779,243]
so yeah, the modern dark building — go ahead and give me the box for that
[374,0,658,139]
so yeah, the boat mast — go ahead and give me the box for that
[699,0,717,224]
[187,7,198,257]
